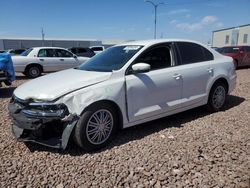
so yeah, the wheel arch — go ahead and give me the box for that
[209,77,229,95]
[24,63,43,73]
[81,99,124,130]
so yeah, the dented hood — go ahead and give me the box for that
[14,69,112,101]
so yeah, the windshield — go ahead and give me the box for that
[79,45,143,72]
[21,48,33,56]
[221,47,239,54]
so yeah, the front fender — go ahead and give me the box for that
[56,78,128,125]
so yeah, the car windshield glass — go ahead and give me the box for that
[21,48,33,56]
[79,45,143,72]
[222,47,239,53]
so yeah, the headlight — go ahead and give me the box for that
[22,102,68,118]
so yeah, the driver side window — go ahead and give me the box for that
[135,45,172,70]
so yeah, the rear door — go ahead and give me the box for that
[174,42,214,106]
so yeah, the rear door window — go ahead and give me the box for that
[38,49,56,57]
[176,42,213,65]
[56,49,73,57]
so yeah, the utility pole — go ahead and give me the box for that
[145,1,164,39]
[41,27,45,46]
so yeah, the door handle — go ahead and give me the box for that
[39,58,44,61]
[59,59,64,61]
[207,68,213,74]
[173,74,182,80]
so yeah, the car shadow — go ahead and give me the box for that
[236,66,250,70]
[15,73,46,80]
[0,87,16,98]
[25,95,245,155]
[15,75,30,80]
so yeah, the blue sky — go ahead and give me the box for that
[0,0,249,44]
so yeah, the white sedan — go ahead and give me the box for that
[9,39,236,151]
[12,47,89,78]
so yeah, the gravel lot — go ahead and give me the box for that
[0,69,250,188]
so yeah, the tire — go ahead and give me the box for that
[207,81,227,112]
[74,103,118,151]
[25,65,41,78]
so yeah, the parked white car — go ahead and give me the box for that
[12,47,89,78]
[9,39,236,151]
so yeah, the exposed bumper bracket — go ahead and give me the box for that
[11,119,78,149]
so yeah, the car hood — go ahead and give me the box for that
[14,69,112,101]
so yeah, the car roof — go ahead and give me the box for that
[69,47,90,49]
[117,39,206,47]
[221,46,250,48]
[32,47,68,50]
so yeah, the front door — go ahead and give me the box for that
[37,49,60,72]
[125,44,182,122]
[55,49,79,70]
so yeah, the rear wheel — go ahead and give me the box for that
[74,103,118,151]
[25,65,41,78]
[207,81,227,112]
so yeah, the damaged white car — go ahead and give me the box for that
[8,39,236,151]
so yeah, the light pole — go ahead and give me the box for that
[41,27,45,46]
[145,0,164,39]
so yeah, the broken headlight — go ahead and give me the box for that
[22,102,68,118]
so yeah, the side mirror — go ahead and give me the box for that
[73,54,77,58]
[132,63,151,74]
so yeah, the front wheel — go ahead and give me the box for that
[207,81,227,112]
[74,103,118,151]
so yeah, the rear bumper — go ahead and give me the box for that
[9,102,79,149]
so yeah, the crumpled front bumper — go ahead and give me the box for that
[8,100,79,149]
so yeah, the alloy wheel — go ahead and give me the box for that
[86,109,114,145]
[212,86,226,109]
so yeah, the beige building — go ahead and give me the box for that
[212,24,250,47]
